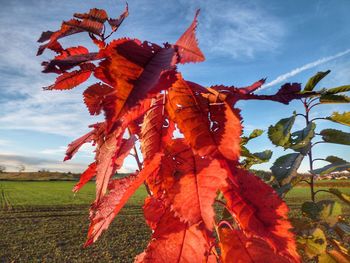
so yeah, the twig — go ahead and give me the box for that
[310,117,327,122]
[312,158,325,164]
[312,141,326,148]
[314,189,331,196]
[308,102,321,111]
[127,128,152,196]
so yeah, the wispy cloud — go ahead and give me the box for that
[182,0,285,59]
[260,48,350,90]
[0,139,11,146]
[40,144,95,158]
[0,154,87,172]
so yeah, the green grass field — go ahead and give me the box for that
[0,180,349,262]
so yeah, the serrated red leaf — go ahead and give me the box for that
[68,8,108,35]
[168,153,227,229]
[94,39,178,129]
[137,208,212,263]
[37,19,84,56]
[94,131,123,202]
[143,197,166,230]
[114,136,137,169]
[42,52,99,74]
[175,10,205,64]
[37,7,113,56]
[43,63,95,90]
[85,153,163,246]
[55,46,89,60]
[83,83,114,115]
[207,82,304,105]
[145,139,226,230]
[238,78,266,94]
[73,162,96,192]
[108,3,129,32]
[166,75,242,160]
[219,228,298,263]
[140,95,174,163]
[221,167,300,262]
[64,122,104,161]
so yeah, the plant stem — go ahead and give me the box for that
[310,117,327,122]
[127,128,152,196]
[304,100,316,202]
[314,189,331,196]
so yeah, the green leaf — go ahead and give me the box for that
[329,188,350,206]
[312,162,350,175]
[318,200,342,226]
[248,129,264,140]
[304,70,331,92]
[319,94,350,104]
[326,111,350,126]
[253,150,272,161]
[301,200,342,226]
[242,150,272,169]
[301,201,322,220]
[268,114,296,147]
[240,145,251,157]
[297,228,327,258]
[290,122,316,153]
[318,253,337,263]
[270,153,304,185]
[320,129,350,146]
[325,155,347,164]
[326,85,350,94]
[241,129,264,145]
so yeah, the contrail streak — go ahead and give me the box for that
[260,48,350,91]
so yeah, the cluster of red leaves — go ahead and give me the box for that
[38,5,304,262]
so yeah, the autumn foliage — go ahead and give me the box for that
[38,4,307,262]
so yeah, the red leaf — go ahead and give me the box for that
[219,228,298,263]
[221,167,300,262]
[73,162,96,192]
[143,197,166,230]
[137,208,212,263]
[37,19,84,55]
[207,82,304,105]
[85,153,163,246]
[140,95,174,163]
[43,63,95,90]
[96,38,177,128]
[157,139,227,229]
[208,101,242,160]
[109,97,153,134]
[64,122,104,161]
[175,10,205,64]
[55,46,89,60]
[166,75,242,160]
[238,78,266,94]
[108,3,129,32]
[37,7,112,56]
[94,131,123,202]
[42,52,99,74]
[114,135,137,169]
[83,83,114,115]
[68,8,108,35]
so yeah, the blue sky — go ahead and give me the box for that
[0,0,349,173]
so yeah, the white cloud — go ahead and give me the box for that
[0,153,88,172]
[0,139,11,146]
[181,0,285,58]
[40,144,95,157]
